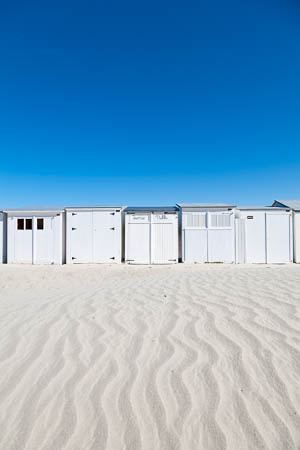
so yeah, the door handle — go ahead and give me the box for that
[72,257,77,260]
[72,227,77,231]
[110,227,115,230]
[110,257,115,260]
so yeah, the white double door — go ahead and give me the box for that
[242,213,292,263]
[184,228,234,263]
[68,211,121,263]
[13,216,54,264]
[126,212,178,264]
[183,211,235,263]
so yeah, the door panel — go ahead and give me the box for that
[151,213,177,263]
[93,211,120,263]
[266,214,291,263]
[235,219,246,264]
[70,212,93,263]
[14,218,33,263]
[184,229,208,263]
[152,223,175,263]
[244,213,266,263]
[126,223,150,264]
[35,217,54,264]
[126,213,150,264]
[208,229,234,263]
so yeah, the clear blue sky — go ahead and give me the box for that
[1,0,299,207]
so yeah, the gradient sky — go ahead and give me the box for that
[0,0,299,207]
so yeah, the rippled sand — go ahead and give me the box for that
[0,263,300,450]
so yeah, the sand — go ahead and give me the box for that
[0,263,300,450]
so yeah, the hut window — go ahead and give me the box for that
[37,218,44,230]
[17,219,24,230]
[186,213,206,228]
[211,214,231,228]
[26,219,32,230]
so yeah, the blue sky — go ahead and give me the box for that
[0,0,299,207]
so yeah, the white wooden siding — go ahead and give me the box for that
[66,209,122,264]
[0,213,4,264]
[125,211,178,264]
[238,211,293,264]
[7,213,63,265]
[182,210,235,263]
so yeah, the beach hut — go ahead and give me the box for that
[65,206,122,264]
[272,200,300,263]
[0,212,5,263]
[5,208,65,264]
[125,206,179,264]
[235,207,293,264]
[178,203,236,263]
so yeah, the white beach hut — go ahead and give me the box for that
[272,200,300,263]
[0,211,5,263]
[235,206,293,264]
[125,206,179,264]
[5,208,65,264]
[65,206,122,264]
[178,203,236,263]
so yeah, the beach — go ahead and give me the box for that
[0,263,299,450]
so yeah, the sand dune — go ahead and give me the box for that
[0,263,300,450]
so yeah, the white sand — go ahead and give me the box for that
[0,263,300,450]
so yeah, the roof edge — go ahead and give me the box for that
[238,206,291,211]
[65,206,123,210]
[3,208,64,213]
[176,203,236,209]
[125,206,179,212]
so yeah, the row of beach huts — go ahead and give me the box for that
[0,200,299,265]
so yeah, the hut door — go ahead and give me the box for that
[126,213,151,264]
[69,211,93,263]
[14,217,33,263]
[151,213,178,263]
[184,229,208,263]
[266,214,291,263]
[93,211,120,263]
[207,212,234,263]
[35,217,54,264]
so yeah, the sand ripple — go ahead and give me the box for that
[0,264,300,449]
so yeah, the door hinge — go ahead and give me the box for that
[110,227,115,230]
[72,227,77,230]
